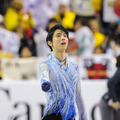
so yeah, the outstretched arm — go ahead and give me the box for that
[39,63,52,92]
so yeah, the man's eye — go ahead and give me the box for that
[64,35,67,37]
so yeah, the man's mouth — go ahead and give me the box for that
[61,42,66,45]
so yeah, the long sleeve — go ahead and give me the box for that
[107,69,120,102]
[76,77,88,120]
[39,63,52,92]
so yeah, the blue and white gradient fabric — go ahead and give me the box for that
[39,52,87,120]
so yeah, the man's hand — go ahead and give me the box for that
[111,101,119,110]
[42,82,51,92]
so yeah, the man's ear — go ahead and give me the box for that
[48,41,53,47]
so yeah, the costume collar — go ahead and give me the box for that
[49,52,68,66]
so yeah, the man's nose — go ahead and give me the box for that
[61,35,66,40]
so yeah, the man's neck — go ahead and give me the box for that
[54,51,66,62]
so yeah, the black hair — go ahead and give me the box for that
[46,24,69,51]
[116,55,120,68]
[74,16,85,26]
[115,38,120,46]
[48,18,58,24]
[46,18,59,32]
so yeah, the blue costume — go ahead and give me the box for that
[39,52,87,120]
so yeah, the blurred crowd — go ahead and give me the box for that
[0,0,120,80]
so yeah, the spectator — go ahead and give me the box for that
[106,38,120,57]
[46,18,60,32]
[16,24,37,57]
[53,2,76,31]
[19,47,32,58]
[107,22,118,39]
[0,14,5,28]
[34,18,59,57]
[94,45,105,54]
[99,55,120,120]
[18,35,37,58]
[0,15,20,57]
[4,0,35,32]
[112,20,120,41]
[74,17,94,56]
[89,19,105,49]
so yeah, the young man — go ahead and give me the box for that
[39,24,87,120]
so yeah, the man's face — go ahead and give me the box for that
[48,29,68,52]
[59,4,69,15]
[74,21,82,31]
[89,21,99,33]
